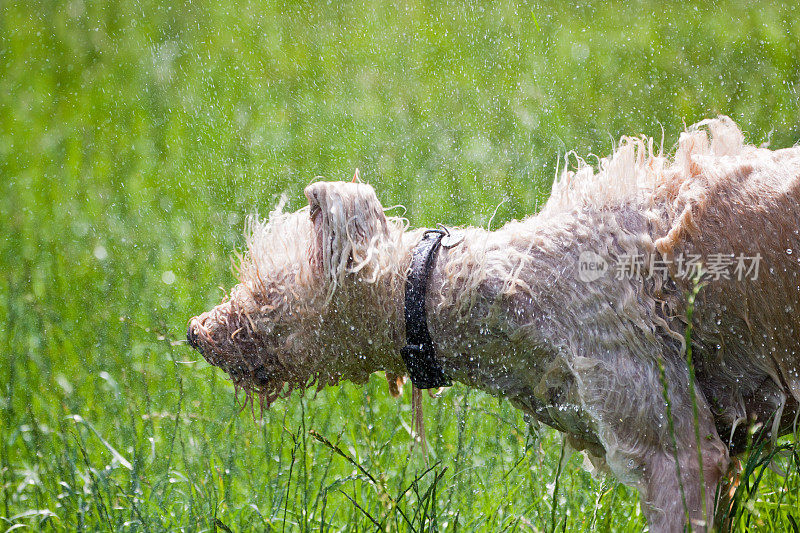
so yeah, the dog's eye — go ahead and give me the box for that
[309,204,320,221]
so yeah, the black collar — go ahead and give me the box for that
[400,228,452,389]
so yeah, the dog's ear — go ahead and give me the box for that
[304,181,390,288]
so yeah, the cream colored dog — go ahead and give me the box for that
[188,117,800,532]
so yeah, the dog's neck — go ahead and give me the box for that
[401,219,574,400]
[349,224,547,391]
[326,219,567,395]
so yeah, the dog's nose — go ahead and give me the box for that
[187,323,201,350]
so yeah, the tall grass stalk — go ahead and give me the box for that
[656,355,691,526]
[685,277,708,529]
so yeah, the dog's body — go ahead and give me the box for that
[188,117,800,531]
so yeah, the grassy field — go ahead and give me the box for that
[3,0,800,530]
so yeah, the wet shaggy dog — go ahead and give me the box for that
[187,117,800,532]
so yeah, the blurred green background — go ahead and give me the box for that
[2,0,799,530]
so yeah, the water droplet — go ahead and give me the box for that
[161,271,176,285]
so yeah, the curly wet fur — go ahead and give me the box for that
[188,117,800,532]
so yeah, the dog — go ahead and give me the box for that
[187,117,800,531]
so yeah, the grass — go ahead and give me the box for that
[2,0,800,530]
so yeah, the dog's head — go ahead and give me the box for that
[187,181,407,405]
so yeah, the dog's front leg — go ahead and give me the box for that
[563,351,730,532]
